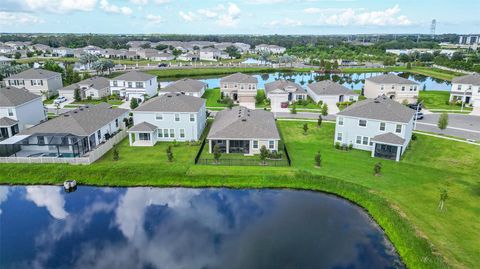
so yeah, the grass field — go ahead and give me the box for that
[419,90,472,111]
[0,121,478,268]
[202,88,231,107]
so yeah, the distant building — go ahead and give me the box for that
[3,68,63,99]
[161,79,207,98]
[255,44,286,54]
[110,71,158,101]
[58,76,110,101]
[449,73,480,108]
[52,47,74,57]
[265,80,307,113]
[220,73,258,109]
[458,35,480,45]
[364,74,419,104]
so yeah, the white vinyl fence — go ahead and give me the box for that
[0,129,127,165]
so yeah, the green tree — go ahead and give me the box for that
[259,145,269,165]
[166,145,174,162]
[112,147,119,161]
[303,123,309,135]
[314,151,321,167]
[14,52,21,59]
[406,62,412,69]
[290,103,297,114]
[321,103,328,116]
[213,144,221,164]
[130,98,139,110]
[255,91,266,104]
[155,44,168,51]
[64,65,81,85]
[225,46,241,59]
[43,59,63,74]
[74,88,82,102]
[317,115,322,128]
[374,162,382,176]
[437,112,448,130]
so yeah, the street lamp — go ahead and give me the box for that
[413,100,424,130]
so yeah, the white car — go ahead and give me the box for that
[54,96,67,105]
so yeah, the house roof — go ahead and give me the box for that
[366,74,418,85]
[112,71,156,81]
[264,80,306,95]
[129,122,157,132]
[337,96,415,123]
[78,76,110,89]
[372,132,405,145]
[452,73,480,86]
[0,86,41,106]
[207,106,280,140]
[6,68,61,80]
[0,117,18,127]
[307,80,358,96]
[220,72,258,84]
[20,103,128,136]
[162,79,207,94]
[135,93,205,113]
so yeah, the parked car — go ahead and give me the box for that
[54,96,67,105]
[414,112,424,120]
[158,63,168,67]
[408,103,423,111]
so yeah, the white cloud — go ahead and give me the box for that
[268,18,302,27]
[216,3,241,27]
[130,0,148,4]
[146,14,163,24]
[197,8,218,18]
[0,187,9,215]
[0,11,44,25]
[154,0,170,4]
[23,0,97,13]
[100,0,133,15]
[25,186,68,220]
[246,0,289,3]
[310,5,412,26]
[179,11,197,22]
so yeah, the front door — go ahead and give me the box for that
[465,96,471,104]
[339,95,344,102]
[233,93,238,101]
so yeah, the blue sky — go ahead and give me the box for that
[0,0,479,35]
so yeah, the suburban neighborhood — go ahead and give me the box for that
[0,1,479,268]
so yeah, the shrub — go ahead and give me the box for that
[268,151,283,160]
[303,123,309,135]
[321,103,328,116]
[112,147,119,161]
[411,133,417,141]
[314,151,321,167]
[130,98,139,110]
[173,139,179,147]
[259,145,269,165]
[335,142,341,149]
[166,145,174,162]
[374,162,382,176]
[437,113,448,130]
[348,143,353,150]
[213,144,221,163]
[291,103,297,114]
[317,115,322,127]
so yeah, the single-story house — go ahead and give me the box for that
[207,107,281,155]
[306,80,359,114]
[160,79,207,97]
[58,76,110,100]
[129,93,206,146]
[264,80,307,112]
[334,96,415,161]
[0,103,128,158]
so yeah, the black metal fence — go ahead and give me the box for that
[194,139,291,167]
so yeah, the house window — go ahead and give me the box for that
[401,86,405,91]
[380,122,386,131]
[338,117,344,126]
[97,130,101,140]
[391,85,395,90]
[175,114,180,121]
[359,120,367,127]
[115,119,119,128]
[190,113,195,122]
[224,84,227,88]
[253,140,258,149]
[150,80,152,86]
[396,124,402,133]
[8,109,14,117]
[380,85,384,90]
[38,136,45,145]
[156,113,163,120]
[269,140,275,149]
[362,137,368,145]
[135,82,143,88]
[409,86,413,91]
[163,129,169,138]
[336,132,342,141]
[370,138,374,146]
[356,136,362,144]
[414,86,417,91]
[457,85,462,91]
[349,96,354,101]
[128,82,132,88]
[113,81,118,87]
[169,129,175,138]
[179,129,185,138]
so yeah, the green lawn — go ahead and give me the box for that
[0,121,478,267]
[202,88,232,108]
[419,91,472,111]
[71,99,124,106]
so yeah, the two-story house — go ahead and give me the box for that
[110,71,158,101]
[220,73,258,109]
[334,96,415,162]
[160,78,207,98]
[128,93,206,146]
[449,73,480,108]
[364,74,419,104]
[0,87,46,141]
[265,80,307,113]
[3,68,63,99]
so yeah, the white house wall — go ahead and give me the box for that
[0,98,45,130]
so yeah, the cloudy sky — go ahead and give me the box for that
[0,0,478,34]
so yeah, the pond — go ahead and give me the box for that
[160,71,451,91]
[0,186,404,269]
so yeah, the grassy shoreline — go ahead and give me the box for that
[0,121,478,268]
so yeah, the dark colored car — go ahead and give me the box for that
[158,63,168,67]
[408,103,423,111]
[414,112,424,120]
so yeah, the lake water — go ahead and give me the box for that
[160,71,451,91]
[0,186,404,269]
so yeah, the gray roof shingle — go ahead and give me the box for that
[6,68,61,79]
[0,117,18,127]
[0,86,41,106]
[452,73,480,86]
[372,132,405,145]
[20,103,128,136]
[59,76,110,93]
[265,80,306,95]
[337,96,415,123]
[207,107,280,140]
[129,122,157,132]
[135,93,205,113]
[220,72,258,84]
[112,71,156,81]
[162,79,207,94]
[307,80,358,96]
[366,74,418,85]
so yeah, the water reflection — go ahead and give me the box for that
[160,71,450,92]
[0,186,404,269]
